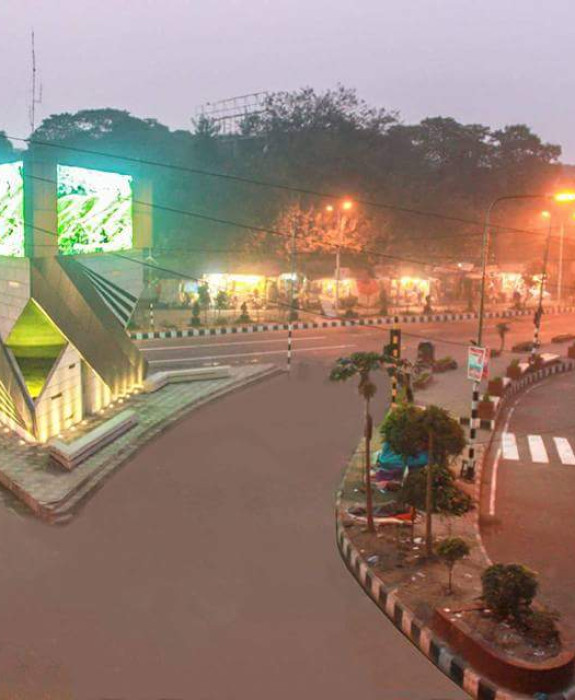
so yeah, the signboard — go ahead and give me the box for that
[467,346,487,381]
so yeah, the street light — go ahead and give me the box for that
[554,191,575,203]
[462,193,552,481]
[529,210,553,364]
[326,199,354,313]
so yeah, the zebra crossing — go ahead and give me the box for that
[501,432,575,465]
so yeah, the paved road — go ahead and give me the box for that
[139,312,575,419]
[481,370,575,628]
[0,356,465,699]
[0,313,572,698]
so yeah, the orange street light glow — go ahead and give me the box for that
[542,210,551,219]
[554,192,575,203]
[342,200,354,211]
[325,204,334,213]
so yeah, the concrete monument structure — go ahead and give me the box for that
[0,150,151,442]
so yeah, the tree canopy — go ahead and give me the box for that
[19,87,564,266]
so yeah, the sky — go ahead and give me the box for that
[2,0,575,160]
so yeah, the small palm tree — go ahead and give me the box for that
[496,322,511,353]
[330,352,384,532]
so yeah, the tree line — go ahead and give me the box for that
[0,85,566,268]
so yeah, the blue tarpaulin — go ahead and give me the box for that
[375,443,428,482]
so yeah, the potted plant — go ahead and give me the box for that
[506,359,522,380]
[478,393,495,420]
[432,356,458,373]
[487,376,504,397]
[412,370,432,389]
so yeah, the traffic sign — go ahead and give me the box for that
[467,346,487,381]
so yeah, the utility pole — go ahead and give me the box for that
[557,219,565,304]
[334,212,346,314]
[530,213,553,365]
[425,430,434,558]
[287,210,298,373]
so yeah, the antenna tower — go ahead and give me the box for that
[29,30,42,134]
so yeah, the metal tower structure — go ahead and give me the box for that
[195,92,269,136]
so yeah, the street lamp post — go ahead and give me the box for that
[327,200,353,314]
[530,211,553,365]
[462,193,552,481]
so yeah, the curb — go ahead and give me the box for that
[335,513,510,699]
[335,361,575,700]
[130,306,575,341]
[458,361,575,433]
[335,512,571,699]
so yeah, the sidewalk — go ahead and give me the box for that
[0,363,281,522]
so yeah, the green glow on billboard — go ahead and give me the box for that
[57,165,133,255]
[0,162,24,257]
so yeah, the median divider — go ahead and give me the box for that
[131,305,575,341]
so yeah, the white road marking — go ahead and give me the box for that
[553,437,575,465]
[527,435,549,463]
[489,448,501,516]
[141,336,326,352]
[501,432,519,461]
[148,343,356,364]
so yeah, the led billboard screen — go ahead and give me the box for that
[57,165,133,255]
[0,162,24,257]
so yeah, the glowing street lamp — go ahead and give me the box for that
[325,199,354,313]
[554,191,575,203]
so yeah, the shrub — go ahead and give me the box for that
[413,371,432,388]
[437,537,470,593]
[518,608,560,647]
[482,563,538,620]
[190,301,202,327]
[487,376,504,396]
[237,302,252,324]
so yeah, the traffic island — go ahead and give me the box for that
[0,363,281,523]
[336,435,575,699]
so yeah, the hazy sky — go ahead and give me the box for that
[2,0,575,159]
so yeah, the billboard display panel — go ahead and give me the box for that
[57,165,133,254]
[0,162,24,257]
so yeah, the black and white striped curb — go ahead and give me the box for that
[130,306,575,340]
[336,515,574,700]
[336,518,512,699]
[459,360,575,433]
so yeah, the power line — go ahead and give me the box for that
[9,134,562,242]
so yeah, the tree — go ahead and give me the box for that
[215,290,229,318]
[381,404,426,467]
[436,537,470,594]
[0,132,16,163]
[387,404,468,555]
[495,322,511,353]
[190,301,201,327]
[238,301,251,324]
[482,563,538,621]
[197,283,211,323]
[330,352,384,532]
